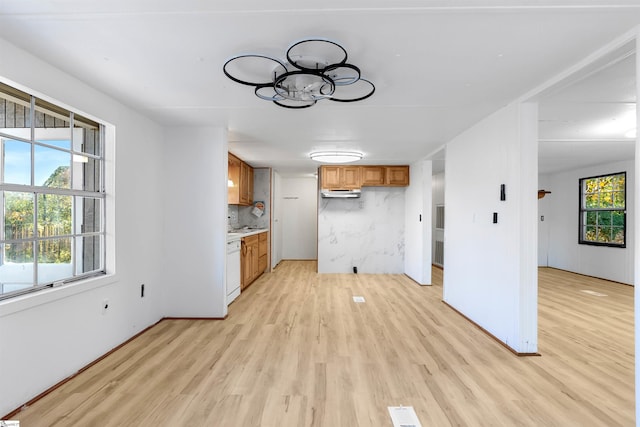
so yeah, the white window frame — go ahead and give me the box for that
[0,82,107,300]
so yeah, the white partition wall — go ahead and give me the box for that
[444,102,538,354]
[404,160,432,285]
[161,127,228,318]
[635,34,640,426]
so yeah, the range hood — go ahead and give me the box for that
[321,188,361,198]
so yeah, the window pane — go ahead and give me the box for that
[585,211,597,226]
[613,227,625,244]
[75,196,102,233]
[72,155,101,192]
[599,176,614,192]
[1,242,34,293]
[4,240,34,263]
[614,174,626,191]
[37,237,72,284]
[599,192,613,208]
[74,117,101,156]
[37,193,72,236]
[585,193,599,208]
[612,210,624,226]
[598,211,612,226]
[584,225,596,242]
[4,191,34,239]
[597,226,612,242]
[76,235,103,275]
[613,190,625,208]
[34,98,71,142]
[34,145,70,188]
[584,178,597,193]
[0,83,31,139]
[3,139,31,185]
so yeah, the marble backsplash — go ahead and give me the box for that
[318,186,405,273]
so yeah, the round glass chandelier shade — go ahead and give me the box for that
[223,38,375,108]
[309,151,363,164]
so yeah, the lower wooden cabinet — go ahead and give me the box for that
[258,232,268,273]
[241,231,269,290]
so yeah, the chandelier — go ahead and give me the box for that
[223,38,375,109]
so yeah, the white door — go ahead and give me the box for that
[281,177,318,260]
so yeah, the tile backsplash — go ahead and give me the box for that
[227,168,270,230]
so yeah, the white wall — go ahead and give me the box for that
[162,127,228,318]
[280,176,318,260]
[272,171,283,268]
[538,174,551,266]
[0,37,165,416]
[444,102,538,354]
[541,160,635,284]
[318,187,405,273]
[404,160,432,285]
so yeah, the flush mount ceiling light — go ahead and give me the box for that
[223,38,375,109]
[310,151,363,164]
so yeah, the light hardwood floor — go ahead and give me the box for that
[13,262,634,426]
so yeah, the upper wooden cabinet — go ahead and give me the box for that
[320,165,409,189]
[384,166,410,186]
[360,166,386,186]
[228,153,254,206]
[320,165,361,189]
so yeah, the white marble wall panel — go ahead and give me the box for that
[318,187,405,273]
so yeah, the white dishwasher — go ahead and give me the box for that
[226,240,241,305]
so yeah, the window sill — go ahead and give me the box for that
[0,273,118,318]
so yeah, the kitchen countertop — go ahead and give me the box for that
[227,228,269,242]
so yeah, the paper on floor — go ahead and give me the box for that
[388,406,423,427]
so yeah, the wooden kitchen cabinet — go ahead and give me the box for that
[241,234,259,290]
[228,153,254,206]
[385,166,410,186]
[320,165,410,189]
[320,165,361,189]
[258,232,268,273]
[241,231,268,290]
[239,161,253,205]
[360,166,386,186]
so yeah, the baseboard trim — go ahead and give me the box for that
[540,266,633,287]
[163,316,227,320]
[2,315,230,420]
[2,319,166,420]
[442,301,541,357]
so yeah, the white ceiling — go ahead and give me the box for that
[0,1,638,176]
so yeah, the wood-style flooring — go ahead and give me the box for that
[12,262,635,426]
